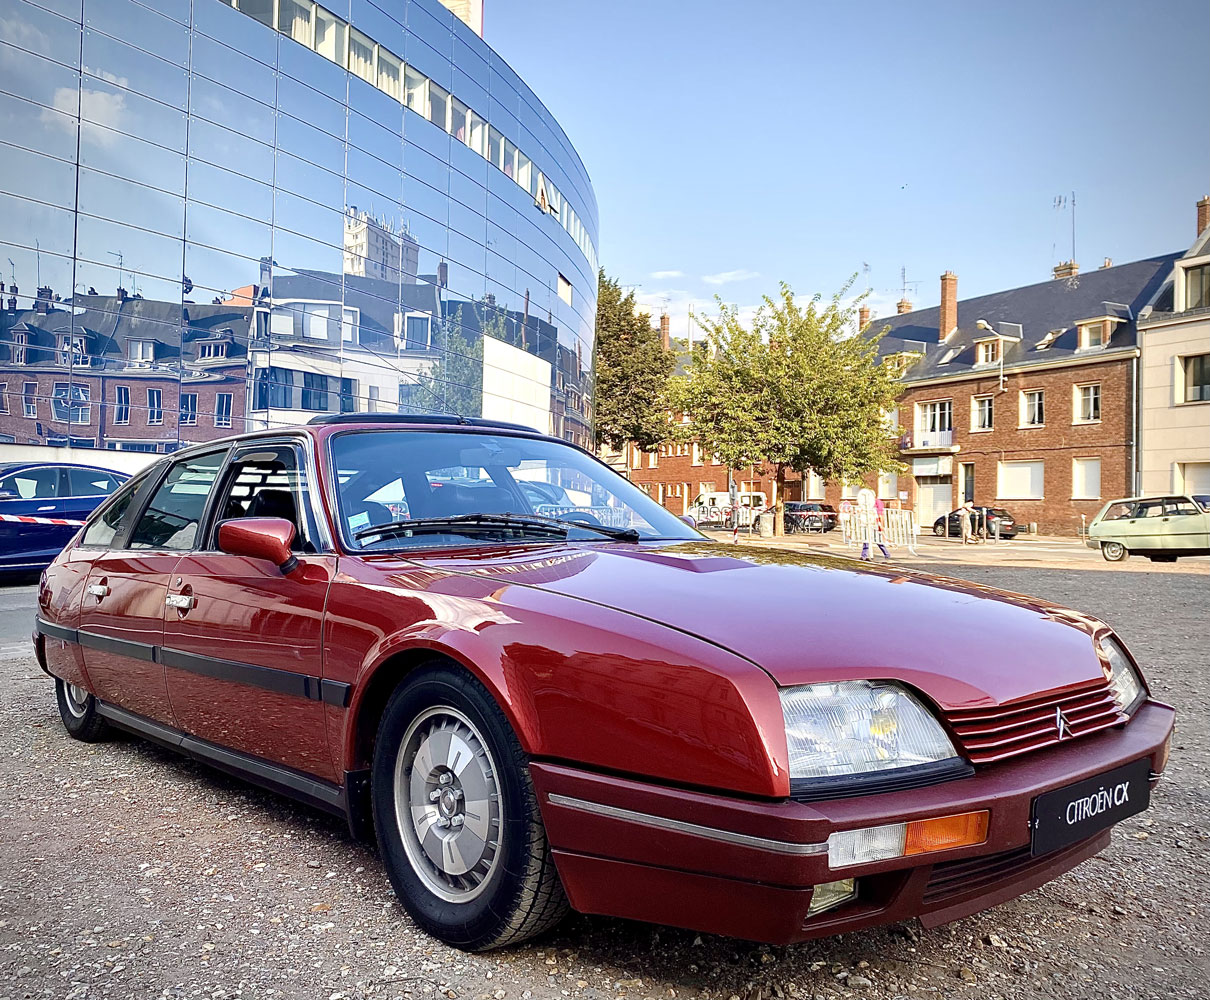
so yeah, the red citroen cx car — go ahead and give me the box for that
[35,415,1173,950]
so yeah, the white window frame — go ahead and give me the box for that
[1079,321,1105,350]
[22,381,37,418]
[215,392,233,428]
[128,340,154,366]
[1019,388,1045,427]
[147,388,163,425]
[113,385,130,425]
[971,393,993,432]
[1073,382,1101,424]
[974,338,1000,366]
[180,392,198,426]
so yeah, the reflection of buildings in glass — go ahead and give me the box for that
[0,0,597,466]
[438,0,484,37]
[343,208,419,284]
[0,284,251,453]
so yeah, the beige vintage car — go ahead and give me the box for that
[1087,494,1210,562]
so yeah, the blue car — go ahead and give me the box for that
[0,463,129,573]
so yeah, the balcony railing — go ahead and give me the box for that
[907,428,954,449]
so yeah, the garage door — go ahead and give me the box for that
[1183,462,1210,494]
[916,478,953,527]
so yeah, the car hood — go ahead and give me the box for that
[402,541,1111,714]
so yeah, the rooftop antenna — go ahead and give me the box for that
[7,258,14,284]
[862,262,871,294]
[1070,189,1076,264]
[899,266,920,299]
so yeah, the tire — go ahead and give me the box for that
[1101,541,1128,562]
[55,677,109,742]
[933,522,946,537]
[371,663,568,951]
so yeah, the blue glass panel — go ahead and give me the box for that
[275,150,345,208]
[278,74,346,139]
[276,113,345,173]
[79,122,186,195]
[0,91,77,161]
[187,160,273,223]
[190,76,275,140]
[78,167,184,237]
[77,214,183,280]
[79,75,187,152]
[2,0,80,65]
[0,41,81,113]
[190,31,276,98]
[188,118,275,182]
[84,0,187,65]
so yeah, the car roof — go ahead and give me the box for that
[1102,494,1194,503]
[0,461,129,476]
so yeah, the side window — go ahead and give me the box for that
[128,451,227,551]
[0,467,63,499]
[69,468,122,496]
[212,444,311,551]
[1135,500,1166,518]
[80,472,150,548]
[1165,497,1199,516]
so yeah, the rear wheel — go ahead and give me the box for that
[55,678,109,742]
[371,663,567,951]
[1101,541,1128,562]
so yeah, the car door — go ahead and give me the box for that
[0,465,74,569]
[161,439,339,782]
[78,450,228,725]
[1161,496,1209,551]
[1118,498,1165,552]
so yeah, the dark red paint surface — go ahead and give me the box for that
[35,422,1175,943]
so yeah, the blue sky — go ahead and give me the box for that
[489,0,1209,338]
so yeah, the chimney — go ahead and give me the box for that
[1053,260,1079,280]
[896,297,912,315]
[858,305,871,329]
[1198,195,1210,237]
[437,261,448,288]
[939,271,957,340]
[659,312,670,351]
[1100,257,1113,270]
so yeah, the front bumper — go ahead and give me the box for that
[1086,538,1102,549]
[532,700,1173,944]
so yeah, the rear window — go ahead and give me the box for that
[1100,502,1135,521]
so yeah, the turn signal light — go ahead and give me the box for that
[827,810,990,868]
[904,810,989,856]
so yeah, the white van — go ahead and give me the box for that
[692,491,766,526]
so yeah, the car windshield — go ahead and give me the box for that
[1193,495,1210,512]
[330,430,700,550]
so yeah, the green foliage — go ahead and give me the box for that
[400,303,484,417]
[593,270,676,451]
[672,279,903,530]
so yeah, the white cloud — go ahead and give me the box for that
[650,269,684,280]
[634,288,762,345]
[701,268,760,286]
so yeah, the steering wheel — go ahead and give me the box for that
[560,511,603,528]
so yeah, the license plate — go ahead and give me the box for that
[1030,758,1151,856]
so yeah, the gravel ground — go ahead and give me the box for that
[2,564,1207,1000]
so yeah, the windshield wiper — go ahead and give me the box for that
[353,511,640,543]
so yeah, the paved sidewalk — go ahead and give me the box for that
[701,528,1210,573]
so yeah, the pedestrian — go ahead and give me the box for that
[856,488,891,561]
[959,500,974,545]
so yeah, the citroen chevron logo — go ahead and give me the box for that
[1055,705,1073,740]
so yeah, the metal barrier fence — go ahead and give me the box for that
[839,506,918,555]
[690,504,760,528]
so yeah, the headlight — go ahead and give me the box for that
[1100,636,1144,713]
[780,680,960,780]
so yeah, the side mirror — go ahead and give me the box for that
[679,514,697,529]
[218,517,299,575]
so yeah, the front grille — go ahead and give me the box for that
[922,836,1097,905]
[945,680,1124,764]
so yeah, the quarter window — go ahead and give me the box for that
[127,451,226,551]
[69,469,121,496]
[80,473,148,548]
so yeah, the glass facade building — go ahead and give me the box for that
[0,0,598,462]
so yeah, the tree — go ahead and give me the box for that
[399,303,485,417]
[673,279,903,534]
[593,270,675,451]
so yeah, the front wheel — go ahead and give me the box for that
[1101,541,1128,562]
[371,663,568,951]
[55,678,109,742]
[933,523,946,537]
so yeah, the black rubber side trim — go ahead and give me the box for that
[95,701,346,817]
[34,616,78,644]
[77,629,157,662]
[320,679,352,707]
[789,757,976,803]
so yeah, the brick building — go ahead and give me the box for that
[625,249,1184,536]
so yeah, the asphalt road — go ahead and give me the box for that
[2,563,1207,1000]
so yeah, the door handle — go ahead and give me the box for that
[87,583,110,598]
[38,504,56,511]
[165,594,196,611]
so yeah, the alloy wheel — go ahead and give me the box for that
[394,705,503,903]
[63,682,91,719]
